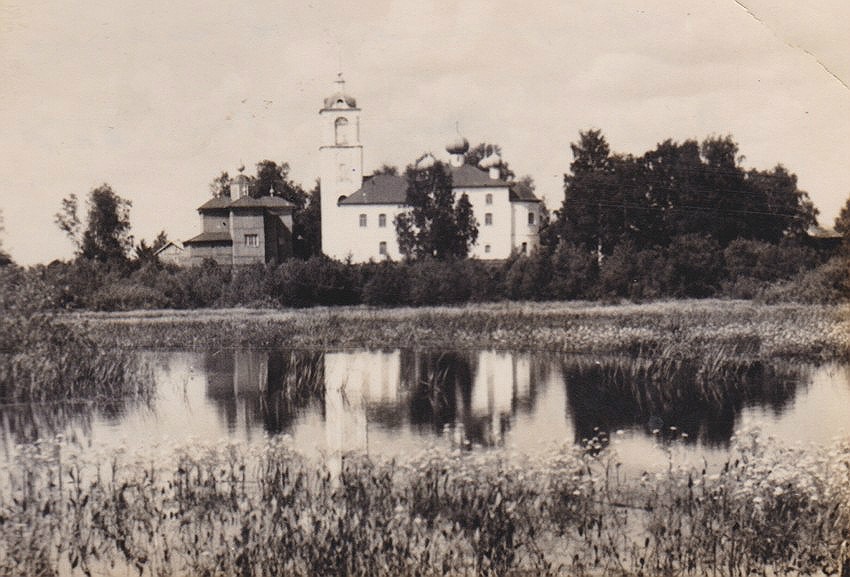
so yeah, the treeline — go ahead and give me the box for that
[2,238,844,312]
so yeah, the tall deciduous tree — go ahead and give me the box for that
[395,156,478,260]
[250,160,307,208]
[55,184,133,263]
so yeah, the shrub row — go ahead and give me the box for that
[6,236,847,311]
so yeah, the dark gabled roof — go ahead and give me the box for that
[340,174,407,205]
[183,231,233,245]
[509,183,542,203]
[198,197,233,211]
[198,195,294,212]
[450,164,508,188]
[228,195,294,210]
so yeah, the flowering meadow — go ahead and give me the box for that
[1,429,848,577]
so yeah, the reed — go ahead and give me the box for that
[1,431,847,576]
[71,300,850,362]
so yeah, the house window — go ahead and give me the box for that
[485,193,493,205]
[485,213,493,226]
[379,241,387,256]
[359,214,367,227]
[244,234,259,247]
[379,213,387,227]
[521,242,528,254]
[484,244,491,254]
[528,212,535,225]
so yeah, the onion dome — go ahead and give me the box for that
[446,135,470,155]
[416,153,436,170]
[323,91,357,109]
[479,152,502,169]
[323,73,357,109]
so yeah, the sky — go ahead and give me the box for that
[1,0,848,265]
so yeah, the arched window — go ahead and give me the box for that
[485,193,493,205]
[335,117,349,145]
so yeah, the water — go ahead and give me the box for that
[2,348,849,472]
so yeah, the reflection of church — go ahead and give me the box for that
[202,348,540,450]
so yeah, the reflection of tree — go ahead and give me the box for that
[562,356,804,446]
[0,399,148,454]
[203,350,324,435]
[407,350,541,447]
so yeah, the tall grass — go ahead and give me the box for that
[1,431,847,576]
[0,266,153,403]
[73,300,850,361]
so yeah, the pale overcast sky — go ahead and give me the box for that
[1,0,848,265]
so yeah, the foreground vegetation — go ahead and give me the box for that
[0,268,152,403]
[2,431,848,577]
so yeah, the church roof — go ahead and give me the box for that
[339,165,539,205]
[198,195,294,212]
[450,164,508,188]
[183,231,233,245]
[509,182,542,203]
[340,174,407,205]
[229,195,294,209]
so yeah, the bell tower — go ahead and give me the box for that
[319,74,363,259]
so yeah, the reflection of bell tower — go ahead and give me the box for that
[319,73,363,260]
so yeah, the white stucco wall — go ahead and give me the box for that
[511,201,542,254]
[333,203,406,263]
[460,185,513,260]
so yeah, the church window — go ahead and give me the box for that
[379,213,387,227]
[528,212,535,225]
[335,117,350,145]
[484,244,491,254]
[359,214,367,227]
[379,241,387,255]
[244,234,259,247]
[485,193,493,205]
[485,213,493,226]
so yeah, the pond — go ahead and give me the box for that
[2,347,849,472]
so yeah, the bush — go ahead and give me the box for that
[760,255,850,304]
[547,242,597,300]
[361,261,410,306]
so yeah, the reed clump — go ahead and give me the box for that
[0,268,153,403]
[1,430,847,577]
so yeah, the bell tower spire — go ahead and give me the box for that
[318,73,364,260]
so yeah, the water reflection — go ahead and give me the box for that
[1,348,847,472]
[562,357,804,446]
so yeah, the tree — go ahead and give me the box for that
[395,156,478,260]
[557,129,619,257]
[56,184,133,264]
[250,160,307,208]
[0,210,11,266]
[209,171,231,198]
[293,182,322,259]
[372,164,399,176]
[464,143,515,181]
[134,231,169,265]
[836,195,850,236]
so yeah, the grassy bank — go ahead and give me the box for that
[71,300,850,361]
[2,431,848,577]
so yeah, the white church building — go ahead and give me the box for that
[319,76,542,263]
